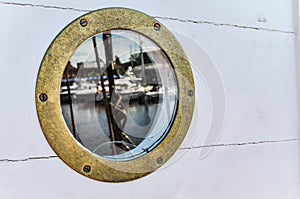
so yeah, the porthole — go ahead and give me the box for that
[36,8,194,182]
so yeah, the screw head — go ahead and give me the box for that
[154,23,161,31]
[187,90,194,97]
[157,157,163,164]
[83,165,91,173]
[39,93,48,102]
[80,18,88,27]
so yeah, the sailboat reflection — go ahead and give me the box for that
[60,30,178,161]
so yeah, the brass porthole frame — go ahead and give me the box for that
[35,7,195,182]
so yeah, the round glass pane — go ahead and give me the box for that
[60,30,178,161]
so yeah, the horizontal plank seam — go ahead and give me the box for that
[154,16,295,34]
[0,139,297,163]
[0,1,294,34]
[0,155,58,163]
[0,1,91,12]
[179,138,299,150]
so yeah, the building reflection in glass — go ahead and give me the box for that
[60,30,178,161]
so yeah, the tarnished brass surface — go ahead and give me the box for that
[35,8,195,182]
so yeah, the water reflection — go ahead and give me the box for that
[60,30,178,161]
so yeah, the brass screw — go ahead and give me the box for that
[187,90,194,97]
[83,165,91,173]
[154,23,161,31]
[39,93,48,102]
[157,157,163,164]
[80,18,88,27]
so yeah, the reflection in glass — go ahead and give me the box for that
[60,30,178,161]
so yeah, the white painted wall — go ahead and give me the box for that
[0,0,299,198]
